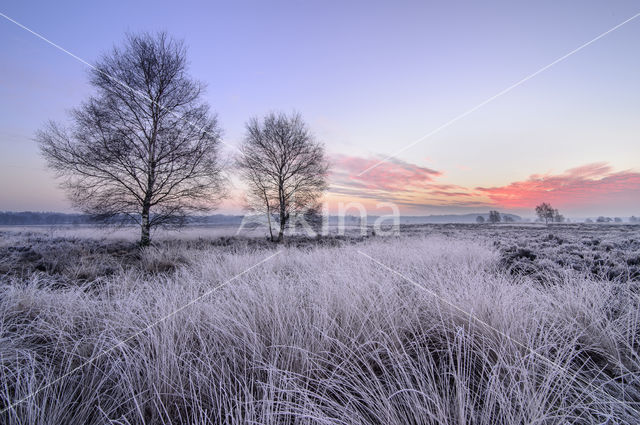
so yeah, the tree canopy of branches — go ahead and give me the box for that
[488,210,501,224]
[236,112,329,242]
[37,32,226,246]
[476,215,485,224]
[535,203,556,224]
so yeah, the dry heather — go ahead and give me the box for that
[0,227,639,424]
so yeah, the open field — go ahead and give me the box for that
[1,224,640,424]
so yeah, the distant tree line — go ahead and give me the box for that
[594,216,625,223]
[474,204,638,226]
[533,205,639,224]
[0,212,254,226]
[0,212,385,227]
[475,211,518,224]
[0,212,95,225]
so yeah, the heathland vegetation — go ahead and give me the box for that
[1,224,639,424]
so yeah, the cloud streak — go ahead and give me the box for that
[476,162,640,210]
[331,154,441,192]
[328,156,640,215]
[328,154,485,211]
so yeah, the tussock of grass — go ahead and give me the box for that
[1,234,639,424]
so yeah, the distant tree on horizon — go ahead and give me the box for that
[236,112,329,242]
[553,209,565,223]
[488,210,501,224]
[535,203,555,225]
[37,32,226,246]
[476,215,485,224]
[631,216,639,223]
[596,216,612,223]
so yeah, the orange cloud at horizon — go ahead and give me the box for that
[328,154,493,214]
[327,155,640,215]
[476,163,640,212]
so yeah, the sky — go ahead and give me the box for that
[1,0,639,218]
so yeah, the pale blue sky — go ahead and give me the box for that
[1,1,639,215]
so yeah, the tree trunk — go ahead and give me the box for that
[277,209,286,243]
[277,215,285,243]
[277,186,286,243]
[140,203,151,247]
[266,206,274,242]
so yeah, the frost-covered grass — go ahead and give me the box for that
[0,224,265,242]
[1,229,639,424]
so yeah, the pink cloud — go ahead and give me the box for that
[476,163,640,210]
[330,154,441,192]
[328,154,485,212]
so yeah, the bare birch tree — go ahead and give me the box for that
[37,32,226,246]
[535,202,555,225]
[236,112,329,242]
